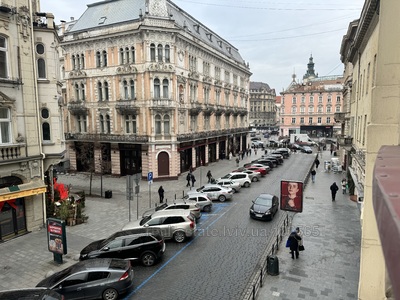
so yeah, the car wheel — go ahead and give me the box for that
[252,177,259,182]
[218,195,226,202]
[244,182,250,188]
[233,188,238,193]
[103,288,118,300]
[141,252,156,267]
[173,231,186,243]
[203,205,212,212]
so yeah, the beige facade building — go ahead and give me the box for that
[249,82,276,129]
[61,0,251,179]
[279,56,344,138]
[340,0,400,298]
[0,0,65,240]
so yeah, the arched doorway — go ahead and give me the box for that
[157,151,170,176]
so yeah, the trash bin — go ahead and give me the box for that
[267,255,279,276]
[105,190,112,198]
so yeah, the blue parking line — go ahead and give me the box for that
[123,202,236,298]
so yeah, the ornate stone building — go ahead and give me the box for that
[62,0,251,179]
[249,82,276,129]
[279,56,344,138]
[0,0,65,240]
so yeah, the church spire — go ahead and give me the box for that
[303,54,317,81]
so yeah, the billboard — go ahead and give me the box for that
[280,180,303,212]
[46,218,67,255]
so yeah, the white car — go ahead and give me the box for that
[183,193,213,212]
[188,184,234,202]
[219,173,251,188]
[234,169,261,182]
[215,178,242,193]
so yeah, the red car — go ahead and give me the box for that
[245,165,269,176]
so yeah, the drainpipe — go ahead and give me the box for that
[29,1,47,227]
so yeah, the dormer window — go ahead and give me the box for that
[206,33,212,42]
[217,41,222,48]
[98,17,107,24]
[193,24,200,33]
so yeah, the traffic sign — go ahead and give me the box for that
[147,172,153,184]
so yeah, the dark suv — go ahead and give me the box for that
[80,231,165,267]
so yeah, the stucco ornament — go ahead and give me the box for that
[148,0,168,17]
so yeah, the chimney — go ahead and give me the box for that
[46,12,54,29]
[60,20,66,35]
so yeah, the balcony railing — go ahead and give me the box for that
[68,101,89,115]
[0,144,26,161]
[115,100,139,115]
[151,98,173,108]
[338,135,353,146]
[177,127,249,142]
[64,133,149,143]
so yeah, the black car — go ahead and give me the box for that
[273,148,290,158]
[80,230,165,267]
[0,288,62,300]
[253,158,276,168]
[37,258,134,300]
[249,194,279,221]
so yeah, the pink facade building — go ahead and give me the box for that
[280,56,344,138]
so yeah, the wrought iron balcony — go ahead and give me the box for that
[115,100,139,115]
[64,132,149,143]
[67,101,89,115]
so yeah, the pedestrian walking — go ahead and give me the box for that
[158,186,164,203]
[189,166,193,173]
[330,145,334,155]
[236,157,240,167]
[330,182,339,201]
[206,170,212,183]
[311,169,316,183]
[288,230,302,259]
[186,173,191,187]
[315,158,320,169]
[249,148,252,155]
[191,174,196,187]
[255,149,257,155]
[296,227,304,252]
[341,178,347,194]
[241,151,245,160]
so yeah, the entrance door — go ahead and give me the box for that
[0,199,26,240]
[157,152,170,176]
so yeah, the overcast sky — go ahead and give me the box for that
[40,0,364,92]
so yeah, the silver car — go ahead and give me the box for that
[122,209,196,243]
[189,184,233,202]
[183,193,213,212]
[142,201,201,220]
[235,170,262,182]
[215,178,242,193]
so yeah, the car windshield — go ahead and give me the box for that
[255,196,272,206]
[221,174,231,179]
[155,203,168,211]
[140,215,151,226]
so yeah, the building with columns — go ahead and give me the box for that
[0,0,65,240]
[61,0,251,179]
[279,56,344,138]
[249,82,276,129]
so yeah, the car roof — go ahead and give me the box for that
[257,193,276,199]
[150,209,192,217]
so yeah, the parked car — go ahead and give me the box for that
[142,201,201,220]
[252,158,276,168]
[79,231,165,267]
[265,154,284,164]
[243,163,271,172]
[249,193,279,221]
[36,258,134,300]
[189,184,233,202]
[268,140,280,147]
[183,193,213,212]
[290,144,304,152]
[251,140,264,148]
[122,210,196,243]
[214,178,242,193]
[273,148,290,158]
[233,169,261,182]
[245,165,269,176]
[0,288,63,300]
[301,146,313,154]
[220,172,252,188]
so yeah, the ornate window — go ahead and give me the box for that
[154,78,160,98]
[0,108,11,143]
[0,36,7,78]
[157,44,163,62]
[125,115,137,134]
[155,114,161,134]
[165,45,170,63]
[150,44,156,62]
[37,58,46,79]
[162,79,169,98]
[41,108,51,141]
[163,115,170,134]
[100,114,111,133]
[77,115,87,133]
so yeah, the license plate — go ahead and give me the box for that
[255,214,263,218]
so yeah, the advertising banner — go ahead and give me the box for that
[280,180,303,212]
[46,218,67,255]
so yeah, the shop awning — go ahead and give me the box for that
[0,180,46,202]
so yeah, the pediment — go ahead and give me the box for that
[0,91,15,105]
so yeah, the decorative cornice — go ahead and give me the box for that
[69,70,87,78]
[116,64,138,75]
[148,62,174,72]
[188,71,200,80]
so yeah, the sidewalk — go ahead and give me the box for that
[257,150,361,299]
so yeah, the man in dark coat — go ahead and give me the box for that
[186,173,191,187]
[330,182,339,201]
[315,158,320,169]
[206,170,212,183]
[191,174,196,187]
[288,230,302,259]
[158,186,164,203]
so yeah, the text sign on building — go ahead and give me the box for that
[46,218,67,255]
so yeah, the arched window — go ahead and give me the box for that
[104,82,109,101]
[119,48,124,64]
[154,78,160,98]
[71,55,76,70]
[130,80,135,99]
[42,122,51,141]
[125,47,129,63]
[163,115,170,134]
[102,50,107,67]
[100,115,105,133]
[123,80,128,99]
[165,45,170,63]
[150,44,156,62]
[130,47,135,63]
[98,82,103,101]
[157,44,163,62]
[80,83,85,101]
[106,114,111,133]
[162,79,169,98]
[37,58,46,78]
[80,54,85,69]
[155,114,161,134]
[74,84,80,100]
[96,51,101,67]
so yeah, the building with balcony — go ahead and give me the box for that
[61,0,251,179]
[249,82,276,129]
[0,0,65,241]
[340,0,400,298]
[279,56,344,138]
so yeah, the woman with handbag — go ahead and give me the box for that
[296,227,305,251]
[288,229,302,259]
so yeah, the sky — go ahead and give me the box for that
[40,0,365,92]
